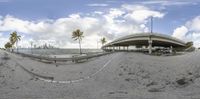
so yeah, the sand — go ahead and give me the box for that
[1,49,200,99]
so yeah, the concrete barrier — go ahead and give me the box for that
[14,51,112,63]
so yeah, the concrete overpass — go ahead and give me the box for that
[102,33,187,54]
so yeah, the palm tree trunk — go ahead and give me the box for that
[79,38,82,55]
[16,41,18,53]
[11,43,14,52]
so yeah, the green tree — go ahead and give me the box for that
[72,29,84,54]
[4,42,12,49]
[101,37,107,46]
[9,31,21,52]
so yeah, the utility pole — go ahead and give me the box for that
[151,16,153,33]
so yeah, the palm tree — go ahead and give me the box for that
[9,32,15,46]
[9,31,21,52]
[72,29,84,54]
[101,37,107,46]
[4,42,12,49]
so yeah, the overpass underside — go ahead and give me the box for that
[102,33,187,54]
[109,40,184,47]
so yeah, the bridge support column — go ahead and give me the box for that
[148,38,152,54]
[170,46,173,54]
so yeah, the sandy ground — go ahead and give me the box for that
[1,50,200,99]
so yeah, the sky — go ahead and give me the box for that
[0,0,200,48]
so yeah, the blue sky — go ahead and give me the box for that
[0,0,198,33]
[0,0,200,48]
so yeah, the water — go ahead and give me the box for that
[15,48,103,58]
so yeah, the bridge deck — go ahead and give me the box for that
[103,33,186,48]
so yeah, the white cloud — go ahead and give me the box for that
[186,16,200,31]
[0,15,31,33]
[172,16,200,47]
[122,5,164,23]
[134,1,199,11]
[103,8,125,24]
[138,1,198,6]
[94,11,104,15]
[0,14,101,48]
[0,33,8,48]
[122,4,149,11]
[87,3,109,7]
[0,4,165,48]
[124,9,164,23]
[172,26,188,39]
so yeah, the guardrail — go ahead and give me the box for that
[13,52,112,63]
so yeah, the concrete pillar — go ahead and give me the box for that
[148,37,152,54]
[170,46,173,53]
